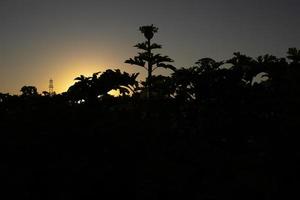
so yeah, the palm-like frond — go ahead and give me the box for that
[74,75,91,82]
[134,42,162,51]
[134,42,148,50]
[125,57,146,67]
[157,63,176,71]
[153,54,173,63]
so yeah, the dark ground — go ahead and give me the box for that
[1,96,299,200]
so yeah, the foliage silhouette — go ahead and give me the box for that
[67,69,139,104]
[287,47,300,64]
[20,85,38,97]
[0,27,300,199]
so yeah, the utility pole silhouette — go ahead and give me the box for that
[49,79,54,96]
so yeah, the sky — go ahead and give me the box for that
[1,0,300,94]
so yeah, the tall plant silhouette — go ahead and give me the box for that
[125,24,175,99]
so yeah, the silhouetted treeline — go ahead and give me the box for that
[1,25,300,199]
[1,48,300,199]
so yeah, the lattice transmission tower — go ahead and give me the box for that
[49,79,54,96]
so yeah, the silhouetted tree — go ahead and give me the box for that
[140,75,175,99]
[195,57,223,73]
[287,48,300,64]
[93,69,139,97]
[286,48,300,99]
[67,69,139,104]
[226,52,256,84]
[20,86,38,97]
[67,75,91,103]
[171,67,197,102]
[125,25,175,99]
[255,54,288,92]
[0,93,9,103]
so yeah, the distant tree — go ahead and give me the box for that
[20,86,38,97]
[125,24,175,99]
[42,91,50,96]
[0,93,10,104]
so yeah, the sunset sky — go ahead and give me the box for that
[1,0,300,94]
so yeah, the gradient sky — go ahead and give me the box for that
[1,0,300,94]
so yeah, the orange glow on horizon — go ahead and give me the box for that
[54,65,105,94]
[35,45,125,94]
[46,54,118,94]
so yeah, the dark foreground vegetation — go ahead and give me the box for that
[1,26,300,199]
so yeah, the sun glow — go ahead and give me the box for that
[52,64,107,94]
[38,45,121,94]
[107,89,120,97]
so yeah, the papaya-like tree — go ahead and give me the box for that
[125,24,175,99]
